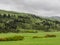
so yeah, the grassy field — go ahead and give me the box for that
[0,32,60,45]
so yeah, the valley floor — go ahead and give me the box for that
[0,32,60,45]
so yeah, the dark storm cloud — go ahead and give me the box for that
[0,0,60,16]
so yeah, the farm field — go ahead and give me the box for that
[0,32,60,45]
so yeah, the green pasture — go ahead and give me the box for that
[0,32,60,45]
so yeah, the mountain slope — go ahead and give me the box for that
[48,16,60,21]
[0,10,60,32]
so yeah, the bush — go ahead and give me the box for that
[33,36,43,38]
[20,30,38,33]
[33,34,56,39]
[0,36,24,41]
[12,36,24,41]
[0,38,7,41]
[45,34,56,38]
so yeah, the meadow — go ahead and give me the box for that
[0,32,60,45]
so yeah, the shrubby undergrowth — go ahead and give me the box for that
[0,36,24,41]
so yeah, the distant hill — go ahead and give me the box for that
[0,10,60,33]
[48,16,60,21]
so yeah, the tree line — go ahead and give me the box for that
[0,13,60,33]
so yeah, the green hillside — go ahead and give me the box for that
[0,10,60,33]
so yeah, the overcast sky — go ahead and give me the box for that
[0,0,60,16]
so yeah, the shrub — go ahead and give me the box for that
[45,34,56,38]
[12,36,24,41]
[0,36,24,41]
[0,38,7,41]
[20,30,38,33]
[33,36,43,38]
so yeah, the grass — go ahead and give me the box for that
[0,32,60,45]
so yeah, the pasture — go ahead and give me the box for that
[0,32,60,45]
